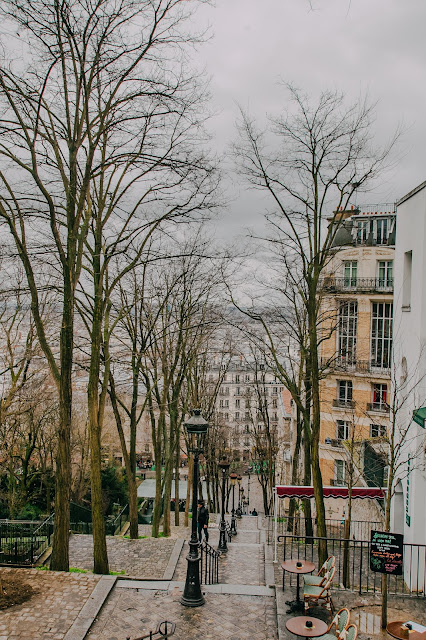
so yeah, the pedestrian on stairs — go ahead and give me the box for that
[197,500,209,542]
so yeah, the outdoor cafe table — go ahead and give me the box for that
[387,622,426,640]
[281,559,315,612]
[286,615,328,640]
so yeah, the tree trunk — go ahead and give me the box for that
[174,449,180,527]
[184,456,193,527]
[152,453,162,537]
[50,288,73,572]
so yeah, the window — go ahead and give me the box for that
[245,411,250,420]
[376,218,389,245]
[245,374,250,382]
[403,251,412,310]
[244,437,250,447]
[371,303,393,368]
[272,398,278,408]
[336,420,350,441]
[245,399,250,408]
[224,399,229,408]
[224,413,229,421]
[372,383,387,409]
[343,261,357,287]
[356,220,370,244]
[338,380,353,404]
[335,460,346,486]
[245,424,250,433]
[377,260,393,288]
[219,399,224,408]
[223,374,227,382]
[370,424,387,438]
[338,301,358,365]
[273,387,278,395]
[236,386,241,396]
[235,411,240,420]
[235,399,240,408]
[235,375,240,383]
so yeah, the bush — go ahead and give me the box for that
[15,503,42,520]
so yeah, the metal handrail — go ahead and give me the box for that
[127,620,176,640]
[200,540,219,585]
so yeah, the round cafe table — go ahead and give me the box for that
[387,622,426,640]
[286,615,329,640]
[281,559,315,613]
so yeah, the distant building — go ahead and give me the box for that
[318,206,395,503]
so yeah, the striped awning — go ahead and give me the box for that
[275,485,385,499]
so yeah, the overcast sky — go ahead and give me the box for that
[191,0,426,239]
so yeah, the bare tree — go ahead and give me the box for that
[0,0,216,570]
[234,86,395,563]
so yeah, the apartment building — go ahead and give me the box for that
[318,206,395,488]
[209,357,290,476]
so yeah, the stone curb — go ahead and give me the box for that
[63,575,117,640]
[116,579,275,597]
[162,537,184,580]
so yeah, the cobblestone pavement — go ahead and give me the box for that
[0,567,100,640]
[86,584,277,640]
[69,534,176,578]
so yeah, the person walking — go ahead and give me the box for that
[197,500,209,542]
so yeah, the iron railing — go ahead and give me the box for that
[200,540,219,585]
[332,399,356,409]
[128,620,176,640]
[277,533,426,598]
[320,358,391,376]
[106,504,129,536]
[322,277,394,293]
[0,513,54,566]
[266,516,384,544]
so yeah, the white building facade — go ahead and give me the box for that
[392,181,426,587]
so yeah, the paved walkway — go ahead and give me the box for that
[86,515,278,640]
[0,567,100,640]
[69,534,177,579]
[3,509,426,640]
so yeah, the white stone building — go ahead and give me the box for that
[392,180,426,588]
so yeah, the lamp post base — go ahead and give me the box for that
[230,513,237,535]
[181,552,205,607]
[218,524,228,554]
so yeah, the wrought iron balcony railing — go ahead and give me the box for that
[321,277,393,293]
[366,402,390,413]
[321,358,391,375]
[332,398,356,409]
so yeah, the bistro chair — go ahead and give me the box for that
[314,608,350,640]
[304,555,336,587]
[304,566,336,613]
[342,624,358,640]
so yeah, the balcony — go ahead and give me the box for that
[321,277,393,294]
[367,402,389,414]
[332,398,355,409]
[321,358,390,376]
[324,438,344,448]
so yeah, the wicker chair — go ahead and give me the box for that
[304,555,336,587]
[314,608,350,640]
[342,624,358,640]
[303,566,336,613]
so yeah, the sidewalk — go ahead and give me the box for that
[86,515,278,640]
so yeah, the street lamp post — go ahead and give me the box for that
[230,472,237,535]
[181,409,209,608]
[218,457,230,553]
[236,474,242,518]
[247,472,250,508]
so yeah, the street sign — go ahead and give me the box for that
[370,530,404,575]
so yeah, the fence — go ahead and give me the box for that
[278,533,426,598]
[266,515,384,544]
[0,513,54,566]
[200,540,219,585]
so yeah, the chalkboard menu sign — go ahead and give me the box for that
[370,530,404,575]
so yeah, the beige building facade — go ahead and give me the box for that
[318,206,395,489]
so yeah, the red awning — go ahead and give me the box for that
[275,485,385,499]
